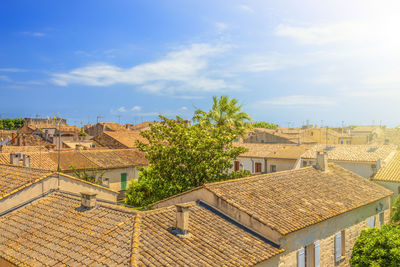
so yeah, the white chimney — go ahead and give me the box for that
[80,192,97,209]
[10,152,24,166]
[316,151,328,172]
[175,203,191,236]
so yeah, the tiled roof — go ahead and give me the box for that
[135,202,282,266]
[374,152,400,182]
[27,124,81,133]
[204,164,392,235]
[0,165,52,199]
[0,192,282,266]
[352,126,381,132]
[102,130,149,148]
[0,192,136,266]
[0,149,148,171]
[233,143,284,158]
[266,145,312,159]
[0,145,48,153]
[301,144,397,162]
[99,122,127,131]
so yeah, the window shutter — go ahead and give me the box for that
[314,240,320,267]
[366,216,375,228]
[335,232,342,262]
[297,247,305,267]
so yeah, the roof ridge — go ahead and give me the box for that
[130,213,141,267]
[204,166,314,187]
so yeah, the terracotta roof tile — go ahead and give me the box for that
[234,143,284,158]
[301,144,397,162]
[0,165,52,199]
[266,145,311,159]
[204,164,392,235]
[374,152,400,182]
[0,192,282,266]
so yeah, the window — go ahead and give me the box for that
[378,212,384,228]
[298,242,319,267]
[303,161,307,167]
[398,186,400,194]
[121,173,127,190]
[255,162,262,173]
[335,231,345,263]
[346,140,351,144]
[270,165,276,173]
[234,161,240,171]
[366,216,375,228]
[297,247,305,267]
[340,140,344,144]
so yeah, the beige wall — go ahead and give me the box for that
[278,197,390,266]
[231,157,265,174]
[302,159,377,178]
[375,180,399,203]
[266,158,297,173]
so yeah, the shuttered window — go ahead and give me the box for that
[378,212,384,228]
[297,247,305,267]
[335,231,345,262]
[335,232,342,262]
[255,162,262,173]
[314,241,320,267]
[366,216,375,228]
[234,161,240,171]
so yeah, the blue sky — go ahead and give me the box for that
[1,0,400,127]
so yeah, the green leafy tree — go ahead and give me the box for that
[193,95,252,133]
[0,118,24,130]
[392,194,400,223]
[70,165,106,185]
[253,121,278,129]
[350,225,400,266]
[125,115,250,207]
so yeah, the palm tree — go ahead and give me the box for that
[193,95,252,130]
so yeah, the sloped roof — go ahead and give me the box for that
[135,202,282,266]
[374,152,400,182]
[0,149,148,172]
[266,145,312,159]
[99,122,127,131]
[234,143,284,158]
[203,164,392,235]
[0,192,282,266]
[0,145,48,153]
[301,144,397,162]
[102,130,148,148]
[0,165,52,199]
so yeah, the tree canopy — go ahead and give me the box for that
[350,225,400,266]
[193,95,252,131]
[253,121,278,129]
[125,114,251,207]
[0,118,24,130]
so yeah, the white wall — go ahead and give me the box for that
[231,157,265,174]
[301,159,376,178]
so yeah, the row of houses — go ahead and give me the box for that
[0,152,393,266]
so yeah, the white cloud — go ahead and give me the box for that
[0,68,26,72]
[216,22,228,32]
[21,31,46,37]
[275,21,367,45]
[260,95,335,106]
[0,75,10,82]
[238,5,255,13]
[131,106,141,112]
[181,106,188,111]
[52,43,234,94]
[117,106,127,112]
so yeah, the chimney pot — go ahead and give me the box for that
[316,151,328,172]
[175,203,191,236]
[80,191,97,209]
